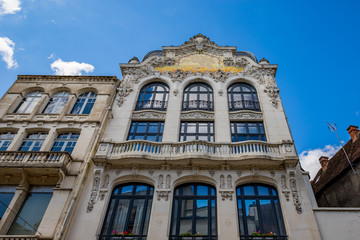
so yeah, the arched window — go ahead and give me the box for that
[70,92,96,114]
[228,83,260,111]
[100,183,154,240]
[136,82,169,111]
[170,183,217,240]
[182,83,214,111]
[14,91,43,113]
[42,91,69,114]
[51,132,79,154]
[237,184,286,239]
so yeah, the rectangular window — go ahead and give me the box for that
[7,186,53,235]
[18,133,47,151]
[127,122,164,142]
[51,132,79,154]
[180,122,214,142]
[231,122,266,142]
[0,132,16,151]
[0,186,16,220]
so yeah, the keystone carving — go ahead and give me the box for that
[219,190,234,201]
[157,190,171,201]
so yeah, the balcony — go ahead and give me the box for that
[94,140,297,166]
[229,100,261,112]
[0,151,72,175]
[182,100,214,111]
[135,100,168,111]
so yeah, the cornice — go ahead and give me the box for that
[16,75,119,84]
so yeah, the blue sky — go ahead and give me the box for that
[0,0,359,177]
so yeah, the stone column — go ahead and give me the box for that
[162,88,181,142]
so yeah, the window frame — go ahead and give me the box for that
[18,132,48,152]
[13,91,43,114]
[227,83,260,112]
[127,121,164,142]
[135,82,169,111]
[50,132,80,154]
[0,132,16,151]
[169,183,217,240]
[182,82,214,111]
[230,122,266,142]
[0,186,16,220]
[99,183,154,239]
[42,91,70,114]
[236,184,287,239]
[70,92,97,115]
[180,121,215,142]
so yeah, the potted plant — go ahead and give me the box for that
[180,232,192,240]
[251,231,276,239]
[113,230,135,239]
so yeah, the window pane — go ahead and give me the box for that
[197,185,208,196]
[0,192,14,219]
[237,199,245,235]
[258,186,270,196]
[243,186,255,195]
[245,199,259,235]
[198,123,208,134]
[259,200,277,234]
[142,199,152,235]
[248,124,259,134]
[128,199,145,234]
[196,200,208,217]
[110,199,130,233]
[187,123,196,133]
[8,192,52,235]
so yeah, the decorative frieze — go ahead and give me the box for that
[132,111,166,120]
[229,112,262,120]
[181,111,214,120]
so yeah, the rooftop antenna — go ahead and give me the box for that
[328,122,358,174]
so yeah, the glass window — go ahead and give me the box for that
[18,132,48,151]
[231,122,266,142]
[70,92,96,114]
[51,132,79,154]
[7,186,53,235]
[42,91,69,114]
[136,82,169,111]
[0,186,16,220]
[0,132,16,151]
[180,122,214,142]
[127,122,164,142]
[183,83,214,111]
[170,184,217,240]
[100,184,154,239]
[228,83,260,111]
[237,184,286,239]
[14,91,43,114]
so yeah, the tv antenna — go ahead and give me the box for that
[328,122,358,174]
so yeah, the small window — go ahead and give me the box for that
[127,121,164,142]
[136,82,169,111]
[18,132,48,151]
[14,91,43,114]
[7,186,53,235]
[100,184,154,239]
[180,122,214,142]
[0,186,16,220]
[237,184,286,239]
[170,183,217,240]
[70,92,96,114]
[231,122,266,142]
[0,132,16,151]
[182,83,214,111]
[51,132,79,154]
[42,91,69,114]
[228,83,260,111]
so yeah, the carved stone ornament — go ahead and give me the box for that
[87,169,101,212]
[281,175,290,201]
[181,111,214,120]
[157,190,171,201]
[132,111,166,120]
[229,112,262,120]
[289,178,302,214]
[219,190,234,201]
[220,175,225,189]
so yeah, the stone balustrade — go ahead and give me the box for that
[0,236,39,240]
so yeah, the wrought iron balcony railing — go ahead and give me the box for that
[182,100,214,111]
[169,236,217,240]
[240,235,288,240]
[135,100,168,111]
[229,100,261,112]
[98,235,147,240]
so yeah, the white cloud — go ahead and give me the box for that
[48,53,55,59]
[0,0,21,15]
[299,145,341,179]
[51,58,95,75]
[0,37,17,69]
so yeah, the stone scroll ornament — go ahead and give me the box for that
[289,172,302,214]
[87,169,101,212]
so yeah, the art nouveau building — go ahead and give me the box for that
[0,75,119,239]
[64,34,322,240]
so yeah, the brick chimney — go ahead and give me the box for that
[347,125,359,143]
[319,156,329,171]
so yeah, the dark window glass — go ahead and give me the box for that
[7,186,53,235]
[231,122,266,142]
[228,83,260,111]
[42,91,69,114]
[0,132,16,151]
[136,82,169,111]
[170,183,217,240]
[100,184,154,239]
[127,122,164,142]
[237,184,286,239]
[0,186,16,220]
[183,83,214,111]
[180,122,214,142]
[18,132,47,151]
[70,92,96,114]
[14,91,43,114]
[51,132,79,154]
